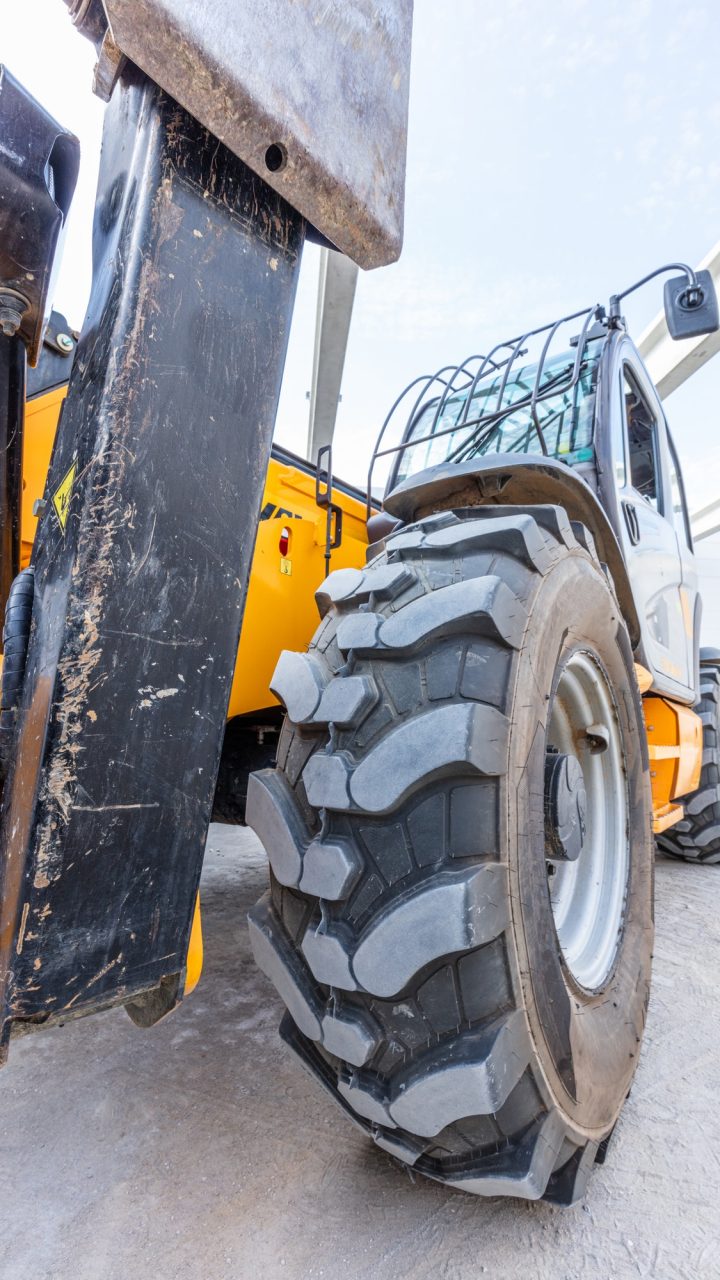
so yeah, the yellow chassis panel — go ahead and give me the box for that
[642,687,703,834]
[229,456,369,717]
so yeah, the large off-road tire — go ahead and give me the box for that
[657,661,720,864]
[247,507,654,1204]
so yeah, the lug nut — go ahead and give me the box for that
[0,292,27,338]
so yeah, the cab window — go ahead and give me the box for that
[622,367,660,510]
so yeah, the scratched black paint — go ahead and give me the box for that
[0,67,304,1055]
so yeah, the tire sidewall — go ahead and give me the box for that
[507,550,654,1135]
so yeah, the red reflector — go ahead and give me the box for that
[279,526,290,556]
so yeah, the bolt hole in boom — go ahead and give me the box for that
[265,143,287,173]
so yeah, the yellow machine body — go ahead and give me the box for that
[228,455,368,718]
[633,664,703,833]
[643,693,703,834]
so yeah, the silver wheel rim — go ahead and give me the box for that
[546,650,629,990]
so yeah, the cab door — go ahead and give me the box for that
[611,350,694,700]
[663,424,700,693]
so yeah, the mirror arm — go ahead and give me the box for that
[608,262,700,326]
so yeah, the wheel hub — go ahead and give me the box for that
[545,651,629,990]
[545,751,587,862]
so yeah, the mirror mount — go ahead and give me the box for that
[608,261,719,340]
[663,269,719,341]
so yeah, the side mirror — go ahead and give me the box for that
[664,269,719,340]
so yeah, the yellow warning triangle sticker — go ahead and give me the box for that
[52,460,77,533]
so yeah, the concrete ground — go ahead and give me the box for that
[1,827,718,1280]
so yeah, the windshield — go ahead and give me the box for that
[394,347,601,486]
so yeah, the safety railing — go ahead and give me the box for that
[365,302,606,519]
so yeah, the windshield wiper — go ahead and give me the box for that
[446,363,577,465]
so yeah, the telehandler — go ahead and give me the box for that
[0,0,718,1213]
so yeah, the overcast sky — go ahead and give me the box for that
[4,0,720,507]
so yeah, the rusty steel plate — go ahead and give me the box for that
[99,0,412,269]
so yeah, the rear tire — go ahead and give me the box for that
[657,662,720,864]
[247,507,654,1203]
[1,567,34,719]
[0,567,35,783]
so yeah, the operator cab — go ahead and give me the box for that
[369,263,719,707]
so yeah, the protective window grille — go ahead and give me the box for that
[366,303,607,516]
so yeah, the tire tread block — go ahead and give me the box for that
[445,503,579,555]
[249,898,380,1064]
[542,1139,599,1206]
[338,1075,395,1127]
[246,770,306,887]
[247,770,359,900]
[299,836,361,900]
[337,576,527,656]
[422,514,553,574]
[320,1006,380,1068]
[352,863,510,997]
[373,1128,428,1166]
[316,564,417,618]
[685,787,719,816]
[313,675,376,727]
[303,703,509,816]
[302,924,357,989]
[694,822,720,849]
[248,895,323,1040]
[447,1109,567,1200]
[388,1011,530,1136]
[270,650,328,723]
[301,863,509,996]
